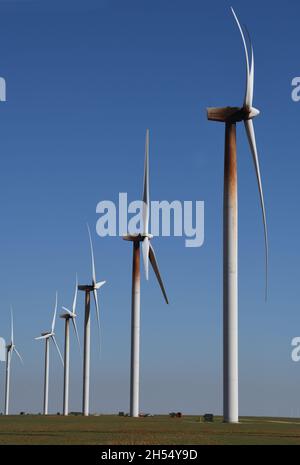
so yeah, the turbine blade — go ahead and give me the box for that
[72,273,78,313]
[35,335,49,340]
[93,289,102,353]
[13,347,23,365]
[142,236,150,280]
[142,129,150,235]
[244,119,269,299]
[95,280,106,290]
[10,306,14,345]
[244,25,254,108]
[149,243,169,304]
[51,335,64,366]
[87,224,97,286]
[71,318,81,355]
[51,292,58,333]
[231,7,253,107]
[61,306,73,315]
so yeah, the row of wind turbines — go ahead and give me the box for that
[3,128,168,418]
[2,8,267,423]
[34,240,106,417]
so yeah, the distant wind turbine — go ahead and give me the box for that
[4,308,23,416]
[123,129,169,417]
[206,7,268,423]
[35,292,64,415]
[60,275,81,416]
[78,224,106,416]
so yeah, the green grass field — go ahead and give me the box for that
[0,415,299,445]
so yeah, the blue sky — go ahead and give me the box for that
[0,0,299,416]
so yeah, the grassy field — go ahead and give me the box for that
[0,415,299,445]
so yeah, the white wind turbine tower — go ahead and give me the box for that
[60,275,81,416]
[78,225,106,416]
[35,292,64,415]
[123,129,169,417]
[206,8,268,423]
[4,308,23,416]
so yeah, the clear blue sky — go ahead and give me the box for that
[0,0,299,416]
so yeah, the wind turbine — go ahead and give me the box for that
[78,224,106,416]
[60,275,81,416]
[35,292,64,415]
[123,129,169,417]
[206,8,268,423]
[4,308,23,416]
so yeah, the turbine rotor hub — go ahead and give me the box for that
[247,106,260,119]
[123,233,153,242]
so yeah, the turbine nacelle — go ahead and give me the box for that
[123,233,154,242]
[78,282,105,291]
[36,331,54,339]
[60,311,76,319]
[207,105,260,123]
